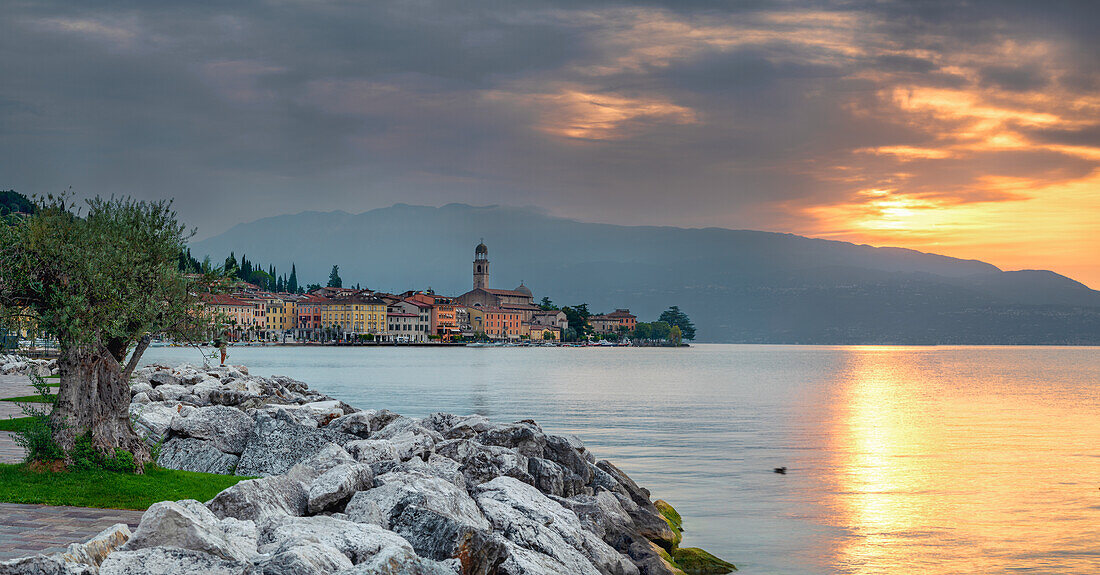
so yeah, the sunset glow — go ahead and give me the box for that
[1,2,1097,286]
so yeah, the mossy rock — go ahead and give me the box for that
[650,542,688,575]
[655,499,683,531]
[655,499,684,547]
[671,547,737,574]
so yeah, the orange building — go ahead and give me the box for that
[590,309,638,334]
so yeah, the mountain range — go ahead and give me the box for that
[190,203,1100,344]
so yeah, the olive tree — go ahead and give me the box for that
[0,196,209,469]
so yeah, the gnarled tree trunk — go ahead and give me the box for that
[51,337,151,471]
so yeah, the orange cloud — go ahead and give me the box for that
[484,86,697,141]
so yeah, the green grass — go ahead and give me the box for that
[0,394,57,403]
[0,463,251,510]
[0,417,36,432]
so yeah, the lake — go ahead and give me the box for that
[140,344,1100,574]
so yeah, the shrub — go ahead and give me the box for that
[9,372,64,463]
[70,433,138,473]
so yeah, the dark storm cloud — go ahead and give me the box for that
[0,0,1098,240]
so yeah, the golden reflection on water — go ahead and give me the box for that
[823,347,1100,574]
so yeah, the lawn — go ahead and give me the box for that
[0,464,250,510]
[0,416,35,432]
[0,394,57,403]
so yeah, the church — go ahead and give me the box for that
[454,241,542,325]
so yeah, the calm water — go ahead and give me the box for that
[140,344,1100,574]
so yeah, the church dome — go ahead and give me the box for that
[475,242,488,255]
[514,283,532,296]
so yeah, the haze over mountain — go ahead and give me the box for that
[190,204,1100,344]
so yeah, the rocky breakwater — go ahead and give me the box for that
[1,363,734,575]
[0,354,58,377]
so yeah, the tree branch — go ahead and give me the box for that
[122,335,151,381]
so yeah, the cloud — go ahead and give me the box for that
[0,0,1097,284]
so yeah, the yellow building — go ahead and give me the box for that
[263,296,297,338]
[321,294,388,339]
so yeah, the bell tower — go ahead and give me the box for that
[473,239,489,290]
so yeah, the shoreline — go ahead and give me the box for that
[2,358,734,574]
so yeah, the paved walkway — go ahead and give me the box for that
[0,374,35,463]
[0,377,148,562]
[0,503,145,560]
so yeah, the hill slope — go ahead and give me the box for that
[190,204,1100,344]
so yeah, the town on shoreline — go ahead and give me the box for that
[180,241,693,347]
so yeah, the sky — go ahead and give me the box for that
[2,1,1098,287]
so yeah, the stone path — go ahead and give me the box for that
[0,377,148,562]
[0,374,35,463]
[0,503,145,560]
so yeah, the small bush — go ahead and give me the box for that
[9,372,64,463]
[69,434,101,472]
[70,433,137,473]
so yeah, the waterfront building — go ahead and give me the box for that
[262,295,297,341]
[406,292,459,338]
[201,294,257,340]
[386,300,431,342]
[532,310,568,332]
[590,309,637,334]
[295,295,327,340]
[466,307,523,339]
[322,294,388,341]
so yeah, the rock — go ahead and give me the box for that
[435,439,533,487]
[628,541,686,575]
[157,437,240,474]
[100,547,258,575]
[453,530,509,575]
[345,439,401,464]
[209,388,255,406]
[544,435,594,489]
[477,421,546,459]
[332,545,454,574]
[156,383,189,401]
[148,372,180,387]
[596,461,650,502]
[610,493,677,550]
[191,378,224,403]
[258,515,413,564]
[344,493,386,527]
[235,409,356,477]
[307,463,374,514]
[131,392,151,404]
[300,443,357,473]
[57,523,131,568]
[122,500,258,563]
[350,468,489,560]
[171,405,254,454]
[370,417,443,461]
[180,372,208,386]
[0,555,96,575]
[528,457,565,497]
[129,401,181,445]
[326,409,400,438]
[420,412,492,440]
[293,400,351,426]
[669,548,736,575]
[129,382,154,397]
[475,477,638,575]
[254,540,353,575]
[207,471,311,522]
[554,491,636,546]
[497,541,577,575]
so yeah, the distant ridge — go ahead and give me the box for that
[191,204,1100,344]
